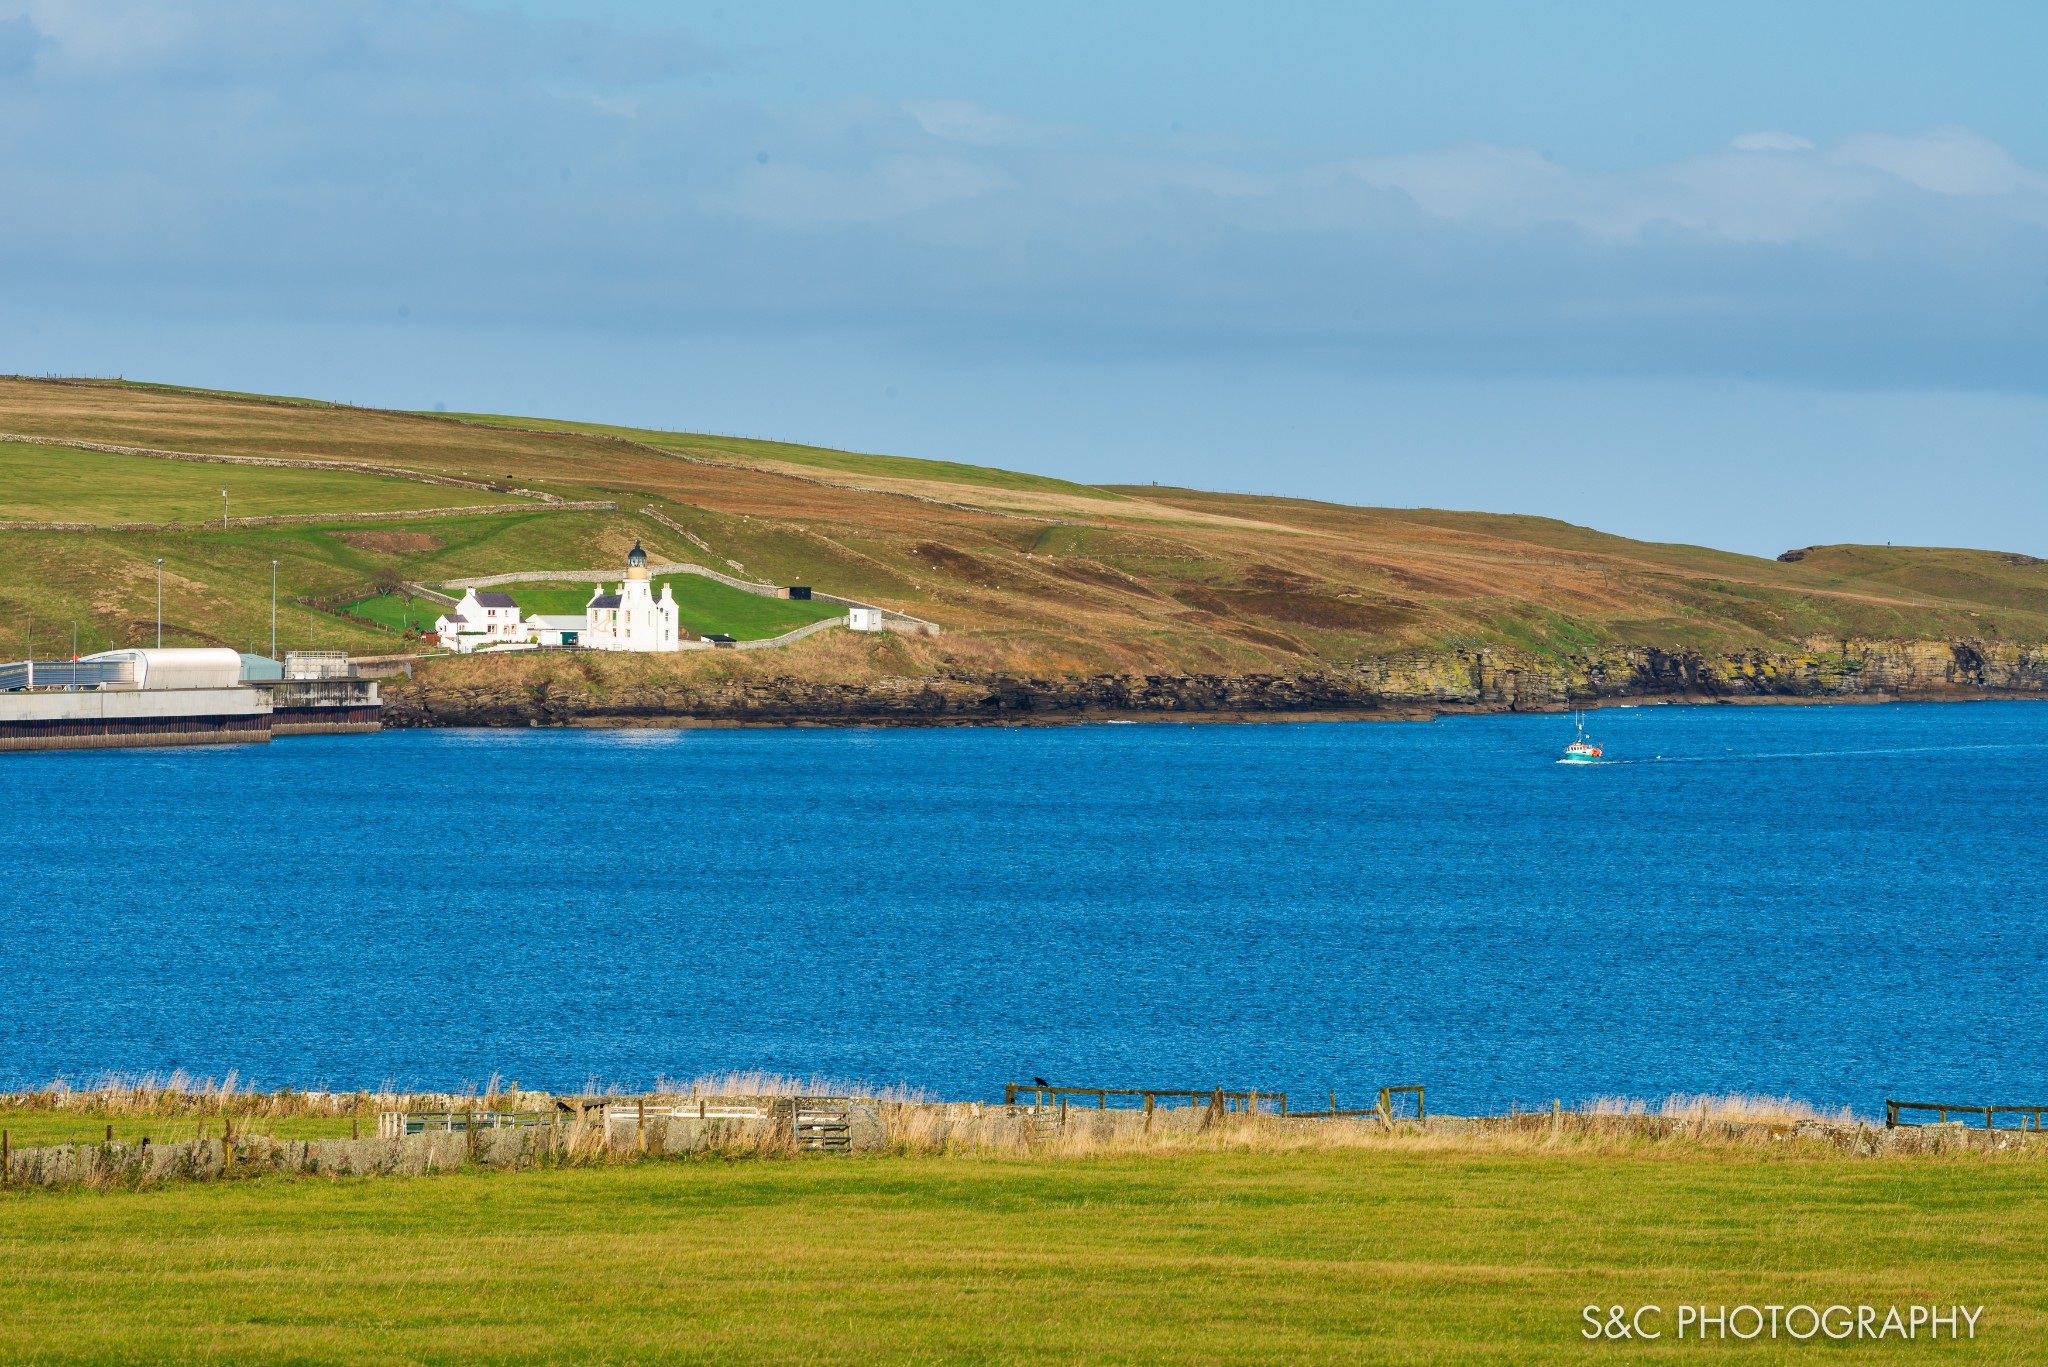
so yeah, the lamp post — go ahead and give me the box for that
[156,558,164,648]
[270,560,278,660]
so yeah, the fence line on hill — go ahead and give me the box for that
[437,563,781,595]
[0,502,617,536]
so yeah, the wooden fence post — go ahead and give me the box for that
[1005,1084,1016,1107]
[1144,1094,1154,1134]
[1417,1087,1426,1122]
[2,1128,9,1187]
[1329,1090,1337,1117]
[638,1099,648,1154]
[1249,1090,1259,1119]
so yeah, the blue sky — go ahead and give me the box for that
[2,1,2043,557]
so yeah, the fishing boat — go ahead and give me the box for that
[1558,713,1604,765]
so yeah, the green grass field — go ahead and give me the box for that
[0,441,489,525]
[340,591,451,635]
[0,1147,2037,1364]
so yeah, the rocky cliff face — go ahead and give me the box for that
[382,638,2048,728]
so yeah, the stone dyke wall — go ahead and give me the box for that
[0,431,549,498]
[379,637,2048,729]
[0,501,616,535]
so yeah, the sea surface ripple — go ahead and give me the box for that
[5,701,2045,1114]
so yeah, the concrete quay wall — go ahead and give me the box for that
[0,679,383,751]
[0,687,271,752]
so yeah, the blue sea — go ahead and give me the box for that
[5,702,2046,1116]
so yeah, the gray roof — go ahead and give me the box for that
[589,593,621,609]
[528,614,587,629]
[473,591,517,608]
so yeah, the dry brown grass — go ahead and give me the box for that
[5,1078,2036,1170]
[653,1070,929,1102]
[1578,1091,1858,1125]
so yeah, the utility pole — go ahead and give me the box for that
[270,560,278,660]
[156,559,164,648]
[221,488,229,530]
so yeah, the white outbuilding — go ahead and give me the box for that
[526,614,587,647]
[848,607,886,632]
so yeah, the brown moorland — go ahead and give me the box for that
[1,376,2044,676]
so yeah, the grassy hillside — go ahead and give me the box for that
[0,1146,2040,1363]
[0,440,495,524]
[2,375,2043,668]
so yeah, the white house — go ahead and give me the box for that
[848,607,886,632]
[583,542,687,652]
[435,589,525,653]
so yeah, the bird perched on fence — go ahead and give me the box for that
[1033,1076,1050,1088]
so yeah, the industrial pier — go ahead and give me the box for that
[0,648,381,753]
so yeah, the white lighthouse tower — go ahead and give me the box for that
[584,541,685,651]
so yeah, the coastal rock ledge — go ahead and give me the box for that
[382,637,2048,727]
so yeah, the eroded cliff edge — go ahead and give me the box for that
[381,638,2048,727]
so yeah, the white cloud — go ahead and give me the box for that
[0,0,2041,393]
[1328,130,2048,243]
[1834,126,2040,195]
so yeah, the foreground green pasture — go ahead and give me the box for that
[0,442,488,525]
[0,1147,2039,1364]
